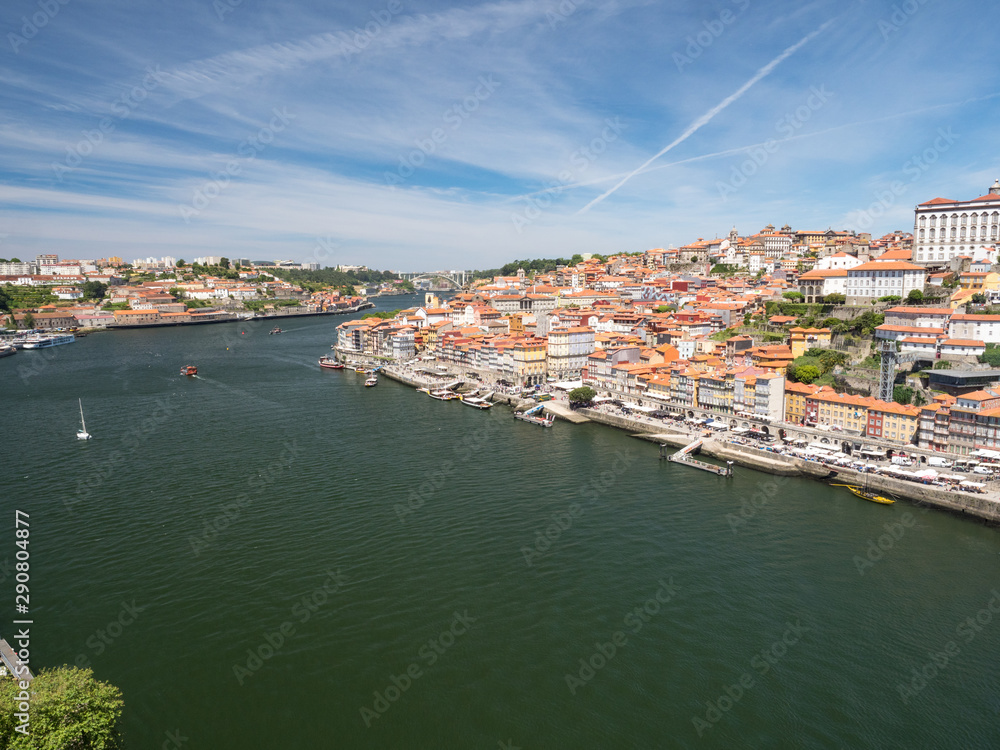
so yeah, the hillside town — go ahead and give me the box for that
[0,256,380,329]
[335,181,1000,459]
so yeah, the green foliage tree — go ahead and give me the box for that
[690,255,699,264]
[794,364,821,384]
[21,311,34,329]
[782,291,804,301]
[568,386,596,405]
[933,360,951,370]
[0,285,9,314]
[913,391,927,406]
[176,259,186,268]
[0,666,123,749]
[822,293,846,304]
[818,350,848,373]
[971,293,987,305]
[906,289,924,303]
[877,295,901,303]
[81,280,108,301]
[893,385,913,405]
[570,254,584,265]
[220,257,230,269]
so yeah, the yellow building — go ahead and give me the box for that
[513,338,547,386]
[784,382,819,424]
[789,327,832,359]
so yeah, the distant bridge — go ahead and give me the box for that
[397,270,472,289]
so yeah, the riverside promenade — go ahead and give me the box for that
[362,356,1000,524]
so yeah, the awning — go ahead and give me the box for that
[972,449,1000,459]
[807,442,833,452]
[552,379,584,390]
[592,396,614,403]
[707,422,728,430]
[961,480,986,488]
[626,404,657,414]
[732,427,750,434]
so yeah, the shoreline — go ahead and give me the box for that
[371,359,1000,525]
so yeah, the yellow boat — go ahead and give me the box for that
[831,483,895,505]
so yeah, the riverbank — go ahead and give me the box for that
[575,407,1000,524]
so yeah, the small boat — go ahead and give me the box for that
[365,376,378,387]
[514,403,554,427]
[318,355,345,370]
[355,366,367,373]
[460,394,494,410]
[429,389,458,401]
[76,398,92,440]
[269,327,283,334]
[0,343,15,358]
[180,365,198,376]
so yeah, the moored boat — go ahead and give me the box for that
[354,366,367,373]
[21,333,75,349]
[318,355,345,369]
[181,365,198,376]
[514,403,554,426]
[831,482,894,505]
[460,394,494,409]
[365,375,378,387]
[429,389,458,400]
[0,343,15,358]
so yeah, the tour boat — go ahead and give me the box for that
[269,327,283,334]
[365,375,378,387]
[429,389,458,401]
[355,366,368,373]
[76,398,92,440]
[460,394,494,410]
[318,355,345,370]
[21,333,75,349]
[180,365,198,376]
[0,343,15,358]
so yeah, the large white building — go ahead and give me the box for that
[547,326,596,380]
[845,260,926,305]
[912,180,1000,265]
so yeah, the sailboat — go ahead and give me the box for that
[831,473,893,505]
[76,398,92,440]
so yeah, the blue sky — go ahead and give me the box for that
[2,0,1000,271]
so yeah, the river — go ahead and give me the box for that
[2,293,999,748]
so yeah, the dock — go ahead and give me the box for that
[0,637,32,683]
[663,438,733,477]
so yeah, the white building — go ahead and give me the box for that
[845,260,926,305]
[815,252,862,270]
[797,268,847,303]
[949,314,1000,344]
[546,326,596,380]
[912,180,1000,265]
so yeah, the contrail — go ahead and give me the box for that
[576,19,834,215]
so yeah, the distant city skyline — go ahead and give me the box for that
[2,0,1000,270]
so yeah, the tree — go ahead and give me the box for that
[568,386,596,405]
[794,364,821,384]
[782,291,804,301]
[570,254,584,265]
[21,311,34,329]
[176,259,186,268]
[906,289,924,303]
[81,280,108,301]
[893,385,914,405]
[220,257,230,269]
[818,350,848,373]
[877,295,901,303]
[913,391,927,406]
[971,293,987,305]
[823,293,846,304]
[690,255,699,264]
[933,360,951,369]
[0,666,123,749]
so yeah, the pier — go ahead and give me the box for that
[661,438,734,477]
